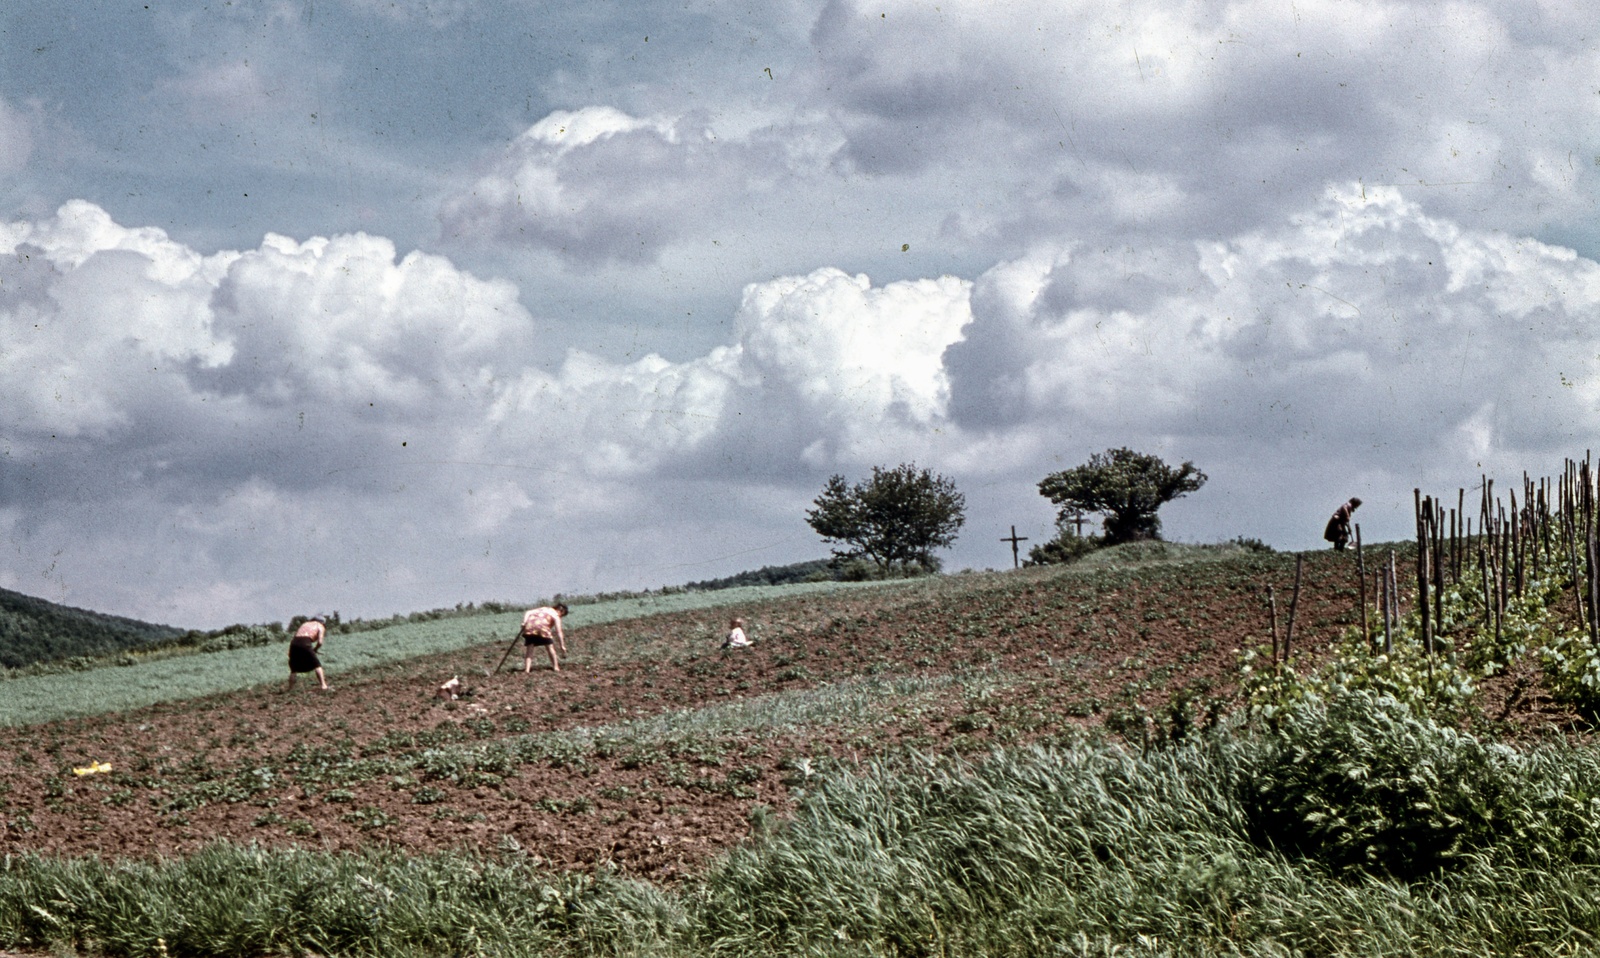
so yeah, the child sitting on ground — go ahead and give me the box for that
[722,616,751,649]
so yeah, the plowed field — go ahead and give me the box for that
[0,547,1568,880]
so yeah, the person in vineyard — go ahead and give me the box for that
[520,603,569,673]
[285,615,331,691]
[1323,497,1362,551]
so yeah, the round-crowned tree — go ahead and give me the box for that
[805,463,966,575]
[1038,448,1206,545]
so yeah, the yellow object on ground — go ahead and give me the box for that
[72,762,112,776]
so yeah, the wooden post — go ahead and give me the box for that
[1511,490,1523,598]
[1000,525,1029,570]
[1268,585,1280,663]
[1385,550,1397,656]
[1284,555,1304,661]
[1376,568,1387,655]
[1440,502,1452,636]
[1415,489,1432,658]
[1356,524,1369,651]
[1480,547,1492,636]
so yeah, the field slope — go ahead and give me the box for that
[0,544,1352,869]
[1,542,1596,958]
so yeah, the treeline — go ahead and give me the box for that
[0,588,183,670]
[684,559,841,590]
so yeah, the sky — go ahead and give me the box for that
[2,0,1598,629]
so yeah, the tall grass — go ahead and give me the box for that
[692,706,1600,957]
[8,693,1600,957]
[0,845,684,958]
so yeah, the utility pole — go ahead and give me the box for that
[1001,525,1030,569]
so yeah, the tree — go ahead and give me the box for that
[1037,448,1207,545]
[805,464,967,574]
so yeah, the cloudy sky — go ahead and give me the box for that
[2,0,1598,628]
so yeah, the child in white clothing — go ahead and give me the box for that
[723,616,751,649]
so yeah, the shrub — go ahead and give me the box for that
[1026,532,1101,566]
[1539,622,1600,718]
[1241,690,1520,879]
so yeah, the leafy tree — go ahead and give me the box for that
[806,464,966,574]
[1037,448,1207,545]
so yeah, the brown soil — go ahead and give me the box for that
[0,549,1583,879]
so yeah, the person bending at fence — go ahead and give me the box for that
[1324,497,1362,551]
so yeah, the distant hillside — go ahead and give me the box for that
[0,587,185,669]
[684,558,841,590]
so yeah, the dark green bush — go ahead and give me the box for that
[1237,690,1597,880]
[1026,533,1102,566]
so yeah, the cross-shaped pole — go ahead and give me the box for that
[1001,525,1030,569]
[1069,509,1088,536]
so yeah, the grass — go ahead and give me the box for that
[0,580,898,727]
[5,542,1595,956]
[7,719,1600,957]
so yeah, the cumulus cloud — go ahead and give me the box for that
[438,105,863,268]
[442,107,724,262]
[8,181,1600,626]
[801,0,1600,245]
[0,202,975,623]
[730,267,971,468]
[480,266,973,481]
[944,182,1600,545]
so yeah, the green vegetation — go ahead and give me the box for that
[0,587,184,669]
[9,485,1600,956]
[0,579,894,727]
[1035,447,1208,556]
[6,697,1600,956]
[684,558,841,590]
[806,462,967,574]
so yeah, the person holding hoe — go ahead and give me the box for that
[519,603,569,673]
[286,615,331,691]
[1324,497,1362,551]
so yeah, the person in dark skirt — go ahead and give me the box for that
[286,615,331,691]
[1324,497,1362,551]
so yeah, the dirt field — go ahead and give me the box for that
[0,548,1575,880]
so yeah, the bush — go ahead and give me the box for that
[1026,533,1101,566]
[1234,689,1600,880]
[1239,691,1514,879]
[1540,624,1600,718]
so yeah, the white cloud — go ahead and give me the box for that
[942,182,1600,550]
[11,0,1600,625]
[732,267,971,466]
[438,105,856,267]
[800,0,1600,244]
[9,186,1600,625]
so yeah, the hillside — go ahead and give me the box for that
[0,587,184,670]
[0,542,1361,871]
[3,540,1600,957]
